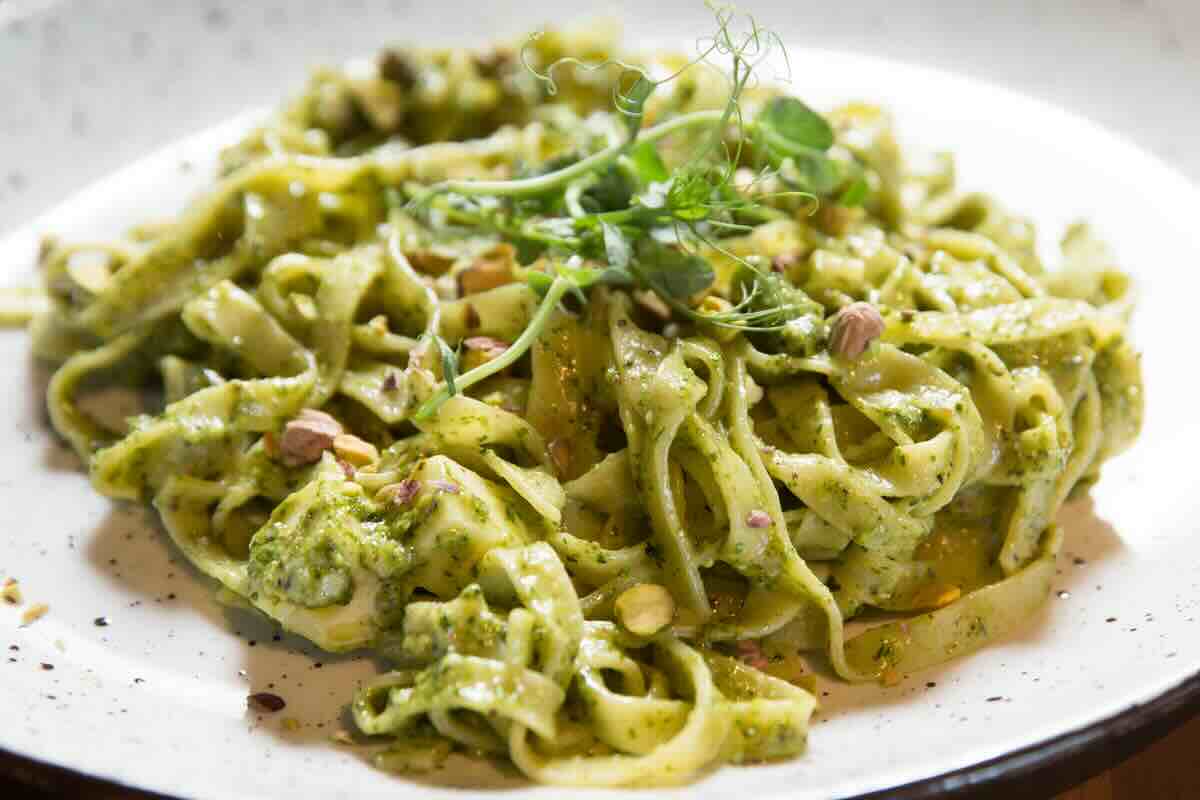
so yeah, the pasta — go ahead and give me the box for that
[11,10,1142,787]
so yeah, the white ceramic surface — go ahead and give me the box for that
[2,7,1200,800]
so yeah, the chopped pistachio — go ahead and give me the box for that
[378,479,421,506]
[21,603,48,626]
[632,289,671,322]
[548,438,571,477]
[615,583,675,636]
[457,244,516,295]
[829,301,884,359]
[745,510,771,528]
[736,639,770,670]
[333,433,379,466]
[1,577,20,605]
[460,336,510,371]
[405,248,457,276]
[280,409,343,466]
[697,295,739,342]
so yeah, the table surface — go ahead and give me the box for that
[1057,713,1200,799]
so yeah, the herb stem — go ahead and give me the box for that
[435,202,581,249]
[424,109,729,200]
[414,275,573,419]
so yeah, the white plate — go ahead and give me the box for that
[2,39,1199,800]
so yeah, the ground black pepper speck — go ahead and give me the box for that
[248,692,287,713]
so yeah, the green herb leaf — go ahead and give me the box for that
[786,148,842,195]
[666,170,715,222]
[635,180,671,210]
[616,74,656,141]
[839,175,870,207]
[523,269,556,296]
[383,186,406,210]
[579,165,635,213]
[758,96,834,152]
[602,222,632,270]
[433,334,459,398]
[623,141,670,184]
[523,256,630,297]
[633,239,714,300]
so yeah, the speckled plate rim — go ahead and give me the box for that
[4,671,1197,799]
[2,36,1199,799]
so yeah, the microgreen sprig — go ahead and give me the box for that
[409,3,868,418]
[413,274,575,420]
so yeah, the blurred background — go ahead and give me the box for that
[1,0,1198,237]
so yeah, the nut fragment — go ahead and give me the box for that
[548,438,571,477]
[280,409,343,466]
[815,203,855,237]
[696,295,738,343]
[614,583,675,636]
[461,336,510,371]
[379,479,421,506]
[457,244,515,296]
[2,578,21,605]
[248,692,287,713]
[745,509,771,529]
[405,248,457,276]
[333,433,379,466]
[632,290,671,322]
[21,603,48,626]
[828,301,885,360]
[736,639,770,671]
[771,251,805,277]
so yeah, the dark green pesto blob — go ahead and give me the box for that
[733,265,827,357]
[247,480,421,608]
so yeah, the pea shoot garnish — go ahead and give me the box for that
[411,3,867,418]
